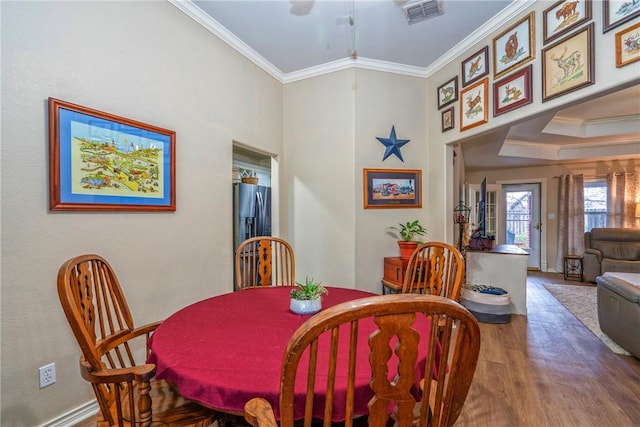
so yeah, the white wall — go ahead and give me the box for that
[1,1,282,425]
[353,69,429,293]
[283,69,428,294]
[283,70,357,288]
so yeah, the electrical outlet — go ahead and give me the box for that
[39,363,56,388]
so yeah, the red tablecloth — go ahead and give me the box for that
[148,286,428,421]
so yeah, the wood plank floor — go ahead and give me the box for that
[74,272,640,426]
[456,271,640,427]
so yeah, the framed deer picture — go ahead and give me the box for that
[615,21,640,67]
[493,65,533,116]
[461,46,489,87]
[437,76,458,109]
[493,12,535,79]
[460,77,488,131]
[542,23,595,102]
[543,0,592,44]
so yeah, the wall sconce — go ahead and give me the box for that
[635,203,640,218]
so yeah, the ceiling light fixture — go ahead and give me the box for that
[348,0,357,60]
[403,0,444,25]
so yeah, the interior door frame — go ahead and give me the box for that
[496,178,548,272]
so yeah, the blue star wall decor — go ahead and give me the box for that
[376,125,410,162]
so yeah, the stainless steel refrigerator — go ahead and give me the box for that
[233,183,271,250]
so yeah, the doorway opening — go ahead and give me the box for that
[501,183,542,270]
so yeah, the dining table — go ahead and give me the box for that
[147,286,431,421]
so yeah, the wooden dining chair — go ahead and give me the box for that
[57,254,217,427]
[402,242,465,301]
[235,236,295,290]
[243,294,481,427]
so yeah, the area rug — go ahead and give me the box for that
[542,283,631,356]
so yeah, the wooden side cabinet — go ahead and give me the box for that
[381,257,408,294]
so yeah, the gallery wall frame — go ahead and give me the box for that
[603,0,640,33]
[615,21,640,67]
[543,0,592,44]
[442,107,455,132]
[49,98,176,211]
[437,76,458,109]
[493,65,533,117]
[460,77,489,131]
[461,46,489,87]
[542,23,595,102]
[363,168,421,209]
[493,12,535,79]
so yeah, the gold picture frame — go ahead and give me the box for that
[542,23,595,102]
[615,21,640,67]
[492,12,535,79]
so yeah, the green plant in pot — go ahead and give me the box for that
[290,277,328,315]
[388,220,428,260]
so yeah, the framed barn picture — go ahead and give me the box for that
[363,169,421,209]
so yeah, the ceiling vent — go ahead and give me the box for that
[403,0,444,25]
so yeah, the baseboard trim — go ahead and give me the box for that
[38,400,98,427]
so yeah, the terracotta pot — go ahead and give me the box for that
[398,241,419,260]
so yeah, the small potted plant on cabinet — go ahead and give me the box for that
[388,220,428,259]
[290,276,328,315]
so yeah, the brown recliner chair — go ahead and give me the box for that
[596,272,640,359]
[583,228,640,283]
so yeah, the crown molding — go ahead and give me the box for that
[424,0,536,77]
[168,0,285,82]
[172,0,537,83]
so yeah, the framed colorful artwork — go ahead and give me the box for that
[48,98,176,211]
[493,65,533,117]
[615,21,640,67]
[459,77,489,131]
[603,0,640,33]
[437,76,458,109]
[493,12,535,79]
[542,23,595,102]
[543,0,592,44]
[442,107,455,132]
[461,46,489,87]
[363,168,421,209]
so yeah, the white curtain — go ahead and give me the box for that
[607,172,639,228]
[556,174,584,272]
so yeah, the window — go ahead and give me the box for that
[584,180,607,231]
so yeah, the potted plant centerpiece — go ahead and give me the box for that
[388,220,428,259]
[290,276,328,315]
